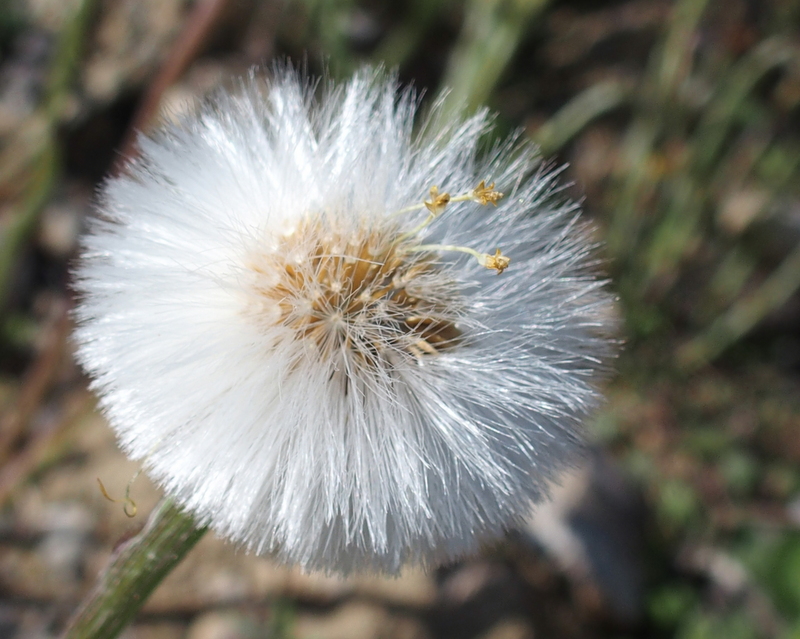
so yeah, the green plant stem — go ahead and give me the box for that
[62,499,207,639]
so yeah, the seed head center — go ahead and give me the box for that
[247,220,462,360]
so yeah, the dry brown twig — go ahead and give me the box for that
[113,0,234,172]
[0,389,94,507]
[0,299,71,466]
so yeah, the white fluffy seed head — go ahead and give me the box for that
[73,67,617,574]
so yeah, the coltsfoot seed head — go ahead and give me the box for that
[73,67,617,574]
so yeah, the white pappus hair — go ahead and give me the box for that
[73,67,617,574]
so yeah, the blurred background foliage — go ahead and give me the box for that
[1,0,800,638]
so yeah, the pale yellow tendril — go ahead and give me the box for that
[97,468,142,518]
[406,244,510,274]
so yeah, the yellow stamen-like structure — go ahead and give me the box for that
[398,181,509,269]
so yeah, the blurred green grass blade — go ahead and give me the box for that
[605,118,660,260]
[627,42,788,296]
[678,239,800,370]
[756,143,800,194]
[708,129,773,200]
[677,144,800,367]
[532,79,633,156]
[651,0,710,103]
[770,0,800,35]
[606,0,710,260]
[372,0,443,68]
[640,174,703,293]
[0,142,58,307]
[706,246,759,313]
[437,0,551,119]
[44,0,98,114]
[303,0,357,76]
[0,0,98,310]
[691,37,797,177]
[701,140,798,317]
[641,126,781,299]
